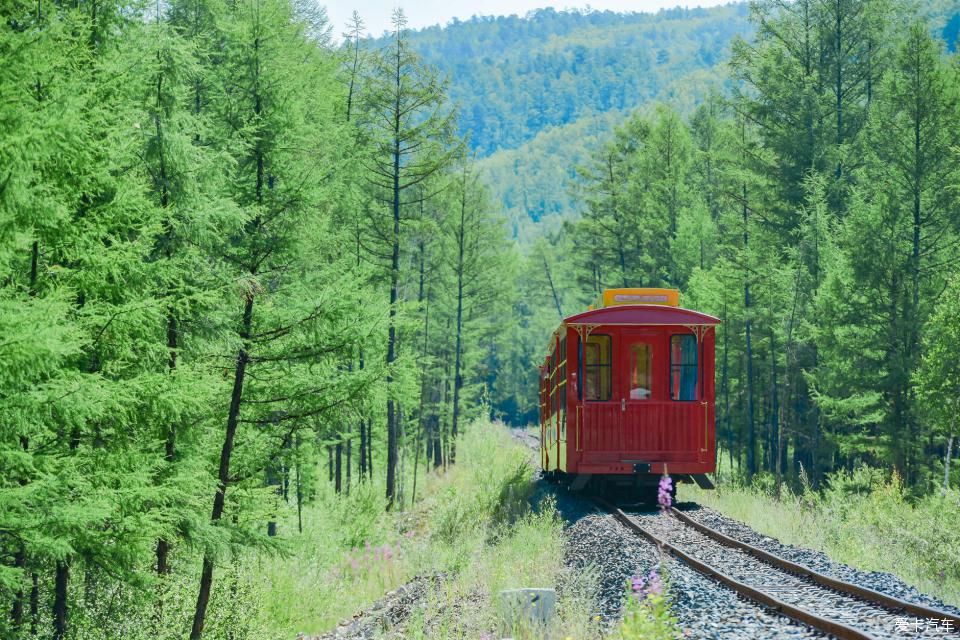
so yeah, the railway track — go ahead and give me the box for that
[595,499,960,639]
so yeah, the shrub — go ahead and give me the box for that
[618,566,681,640]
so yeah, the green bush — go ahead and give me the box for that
[617,565,680,640]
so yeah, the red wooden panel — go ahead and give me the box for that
[582,403,621,452]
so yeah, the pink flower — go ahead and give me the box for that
[657,474,673,511]
[646,569,663,596]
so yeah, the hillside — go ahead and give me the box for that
[399,1,960,240]
[394,4,753,236]
[406,4,751,156]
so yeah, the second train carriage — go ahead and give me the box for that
[538,288,719,499]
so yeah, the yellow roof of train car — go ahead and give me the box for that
[599,288,679,308]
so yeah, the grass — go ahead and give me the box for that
[251,420,559,637]
[681,465,960,608]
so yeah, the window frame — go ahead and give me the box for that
[627,341,654,401]
[581,333,612,402]
[669,333,699,402]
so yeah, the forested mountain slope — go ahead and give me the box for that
[395,4,752,235]
[396,1,960,239]
[404,4,751,156]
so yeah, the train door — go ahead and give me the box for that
[620,330,703,461]
[619,331,662,454]
[579,332,619,452]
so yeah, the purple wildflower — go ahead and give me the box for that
[657,474,673,511]
[631,575,645,594]
[646,569,663,596]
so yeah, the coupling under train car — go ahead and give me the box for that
[538,288,719,501]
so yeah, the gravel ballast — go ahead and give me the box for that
[563,507,828,639]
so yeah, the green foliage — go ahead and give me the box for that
[0,0,513,637]
[618,574,681,640]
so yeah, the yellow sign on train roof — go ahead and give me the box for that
[600,288,680,308]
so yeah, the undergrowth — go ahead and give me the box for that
[68,420,602,639]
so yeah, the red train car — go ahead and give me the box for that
[538,288,719,498]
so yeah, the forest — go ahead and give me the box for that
[1,1,513,637]
[519,0,960,494]
[3,0,960,638]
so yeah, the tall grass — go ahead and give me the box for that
[684,466,960,607]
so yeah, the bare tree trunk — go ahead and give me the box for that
[451,173,467,465]
[295,436,303,534]
[385,37,402,506]
[414,240,430,503]
[11,551,24,628]
[359,418,366,480]
[542,254,563,319]
[944,433,953,492]
[367,420,374,478]
[769,323,780,476]
[945,401,957,492]
[30,573,38,636]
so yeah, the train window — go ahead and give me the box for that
[583,334,611,401]
[670,334,699,401]
[629,343,652,400]
[558,337,567,412]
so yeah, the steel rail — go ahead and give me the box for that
[670,506,960,632]
[594,498,879,640]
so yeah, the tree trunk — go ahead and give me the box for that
[359,418,367,480]
[11,550,25,628]
[743,183,757,480]
[335,440,342,494]
[266,460,279,537]
[367,420,374,478]
[53,561,69,640]
[30,572,38,636]
[451,176,467,465]
[542,254,564,319]
[156,312,178,576]
[295,437,303,534]
[385,33,402,506]
[769,324,779,475]
[190,294,253,640]
[945,403,957,492]
[414,240,430,501]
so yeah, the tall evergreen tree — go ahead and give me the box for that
[359,8,458,501]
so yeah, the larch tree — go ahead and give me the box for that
[187,0,378,636]
[446,161,513,461]
[359,8,459,504]
[815,23,960,484]
[915,274,960,491]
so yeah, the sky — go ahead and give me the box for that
[324,0,732,39]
